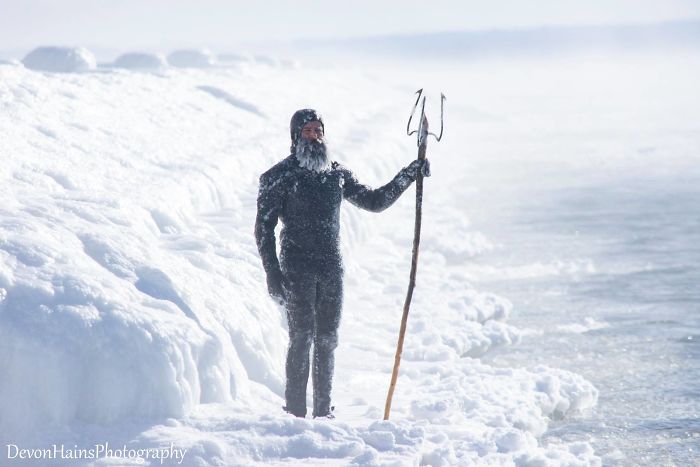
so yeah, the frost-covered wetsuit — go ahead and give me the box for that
[255,154,421,417]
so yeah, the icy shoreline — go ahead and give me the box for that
[0,61,599,465]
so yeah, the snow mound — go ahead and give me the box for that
[0,61,601,465]
[280,59,301,69]
[112,52,167,70]
[126,361,598,466]
[218,53,252,64]
[22,46,96,72]
[253,54,278,66]
[167,49,216,68]
[0,64,286,440]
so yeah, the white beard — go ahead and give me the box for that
[294,138,330,172]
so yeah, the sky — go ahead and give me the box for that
[1,0,700,54]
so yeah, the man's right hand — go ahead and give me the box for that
[405,159,431,179]
[266,269,287,305]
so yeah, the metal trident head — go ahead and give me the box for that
[407,88,445,146]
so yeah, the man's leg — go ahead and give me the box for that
[312,267,343,417]
[284,270,316,417]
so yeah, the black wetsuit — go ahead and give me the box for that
[255,154,419,417]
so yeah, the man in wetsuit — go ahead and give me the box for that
[255,109,429,418]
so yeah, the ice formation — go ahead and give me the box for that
[112,52,167,70]
[22,46,96,72]
[167,49,216,68]
[0,55,601,466]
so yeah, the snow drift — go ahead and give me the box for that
[0,58,599,465]
[218,52,252,64]
[21,46,96,72]
[167,49,216,68]
[112,52,167,70]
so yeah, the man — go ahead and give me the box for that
[255,109,429,418]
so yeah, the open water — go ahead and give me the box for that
[478,171,700,465]
[426,53,700,465]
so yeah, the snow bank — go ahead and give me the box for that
[253,54,278,66]
[167,49,216,68]
[218,52,252,64]
[112,52,167,70]
[0,64,286,440]
[0,60,600,465]
[127,361,598,466]
[22,46,96,72]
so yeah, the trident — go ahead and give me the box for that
[384,89,445,420]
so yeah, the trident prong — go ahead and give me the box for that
[427,93,446,142]
[406,88,424,138]
[406,89,445,146]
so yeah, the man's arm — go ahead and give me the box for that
[254,172,285,301]
[341,159,429,213]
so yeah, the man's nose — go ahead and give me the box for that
[302,131,321,141]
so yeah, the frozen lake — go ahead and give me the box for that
[443,53,700,465]
[479,173,700,465]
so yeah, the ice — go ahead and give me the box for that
[111,52,167,70]
[22,46,96,72]
[167,49,216,68]
[555,318,609,334]
[253,54,278,66]
[0,54,611,465]
[217,52,252,64]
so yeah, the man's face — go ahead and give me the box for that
[294,120,329,172]
[300,121,324,142]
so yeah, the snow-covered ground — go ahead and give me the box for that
[1,47,697,466]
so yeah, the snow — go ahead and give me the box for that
[555,318,608,334]
[111,52,167,70]
[218,53,252,64]
[21,46,96,72]
[0,53,612,466]
[253,55,279,67]
[167,49,216,68]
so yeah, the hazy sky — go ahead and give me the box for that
[2,0,699,52]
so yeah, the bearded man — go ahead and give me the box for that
[255,109,429,418]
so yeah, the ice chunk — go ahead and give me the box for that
[167,49,216,68]
[112,52,167,70]
[218,52,252,63]
[22,46,96,72]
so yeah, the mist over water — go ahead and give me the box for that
[322,40,700,463]
[479,174,700,465]
[434,52,700,465]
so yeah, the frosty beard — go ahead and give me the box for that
[294,138,330,172]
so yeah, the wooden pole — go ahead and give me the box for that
[384,116,429,420]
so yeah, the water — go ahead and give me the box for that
[474,172,700,465]
[403,52,700,464]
